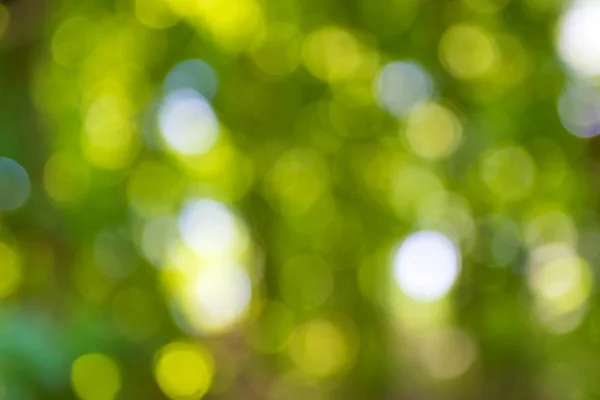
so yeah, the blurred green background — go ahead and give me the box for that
[1,0,600,398]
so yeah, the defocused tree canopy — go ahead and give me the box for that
[0,0,600,399]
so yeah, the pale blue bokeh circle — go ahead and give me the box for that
[0,157,31,211]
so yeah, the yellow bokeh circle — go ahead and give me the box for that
[439,24,498,80]
[154,342,214,399]
[71,353,121,400]
[303,26,362,82]
[288,319,353,378]
[405,102,462,159]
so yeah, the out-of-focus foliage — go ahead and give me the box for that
[1,0,600,398]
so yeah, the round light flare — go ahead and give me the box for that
[393,231,461,303]
[390,164,444,217]
[265,148,328,217]
[405,102,462,159]
[558,0,600,78]
[529,244,593,316]
[250,23,302,77]
[279,255,334,310]
[417,328,477,380]
[524,211,577,248]
[44,153,89,204]
[288,319,353,379]
[154,342,214,400]
[480,146,535,202]
[164,59,218,100]
[0,157,31,211]
[142,215,178,267]
[71,353,121,400]
[439,24,498,80]
[0,242,22,298]
[302,26,362,82]
[416,191,475,245]
[178,264,252,335]
[83,95,136,169]
[178,199,246,259]
[158,89,219,156]
[51,16,93,67]
[374,61,433,117]
[537,305,587,334]
[558,82,600,138]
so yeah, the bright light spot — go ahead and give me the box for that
[164,201,255,335]
[158,89,219,156]
[374,61,433,117]
[393,231,460,302]
[558,82,600,138]
[196,267,252,326]
[177,264,252,335]
[0,157,31,211]
[405,102,462,159]
[71,353,121,400]
[417,328,477,380]
[480,146,535,202]
[529,243,592,316]
[289,319,352,378]
[178,199,244,258]
[558,0,600,78]
[0,242,22,298]
[439,24,497,80]
[164,60,218,100]
[154,342,214,400]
